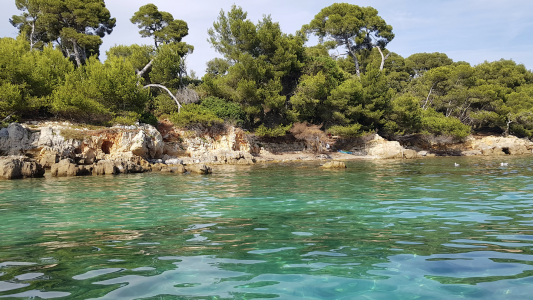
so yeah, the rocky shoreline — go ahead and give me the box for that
[1,121,532,180]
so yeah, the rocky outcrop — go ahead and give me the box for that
[320,161,347,169]
[463,136,533,156]
[0,156,45,179]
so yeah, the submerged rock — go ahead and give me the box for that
[187,164,212,174]
[320,161,347,169]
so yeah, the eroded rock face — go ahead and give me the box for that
[0,156,44,179]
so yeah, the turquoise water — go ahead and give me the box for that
[1,157,533,299]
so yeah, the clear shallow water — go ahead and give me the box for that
[1,157,533,299]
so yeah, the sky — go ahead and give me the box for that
[1,0,532,76]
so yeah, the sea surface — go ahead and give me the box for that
[1,157,533,299]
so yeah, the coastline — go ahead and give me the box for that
[1,121,532,180]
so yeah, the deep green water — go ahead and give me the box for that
[1,157,533,299]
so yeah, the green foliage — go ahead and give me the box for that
[200,96,246,124]
[385,94,423,134]
[140,111,158,126]
[204,5,305,125]
[11,0,116,66]
[130,4,188,48]
[51,56,149,122]
[420,109,471,139]
[405,52,454,77]
[169,104,223,128]
[255,124,292,137]
[0,37,73,119]
[327,124,363,137]
[304,3,394,76]
[153,94,178,116]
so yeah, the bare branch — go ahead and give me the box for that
[137,59,154,78]
[143,84,182,112]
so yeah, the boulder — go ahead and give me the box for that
[50,159,78,177]
[93,160,119,175]
[187,164,212,174]
[320,161,347,169]
[461,150,482,156]
[403,149,418,159]
[40,152,59,168]
[0,157,45,180]
[363,135,404,159]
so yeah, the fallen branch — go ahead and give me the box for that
[143,84,182,113]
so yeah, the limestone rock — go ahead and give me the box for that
[403,149,418,159]
[0,157,43,179]
[187,164,212,174]
[361,135,405,159]
[50,159,78,177]
[161,164,186,173]
[320,161,347,169]
[39,152,59,168]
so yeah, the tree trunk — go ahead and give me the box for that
[137,59,154,78]
[29,22,35,50]
[376,46,391,71]
[71,39,82,67]
[423,83,435,110]
[143,84,182,113]
[345,38,360,77]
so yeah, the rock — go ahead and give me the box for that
[363,135,404,159]
[21,161,45,178]
[418,151,428,157]
[0,157,43,179]
[187,164,212,174]
[165,158,183,165]
[461,150,482,156]
[403,149,418,159]
[50,159,78,177]
[39,152,59,168]
[161,164,186,173]
[320,161,347,169]
[93,160,119,175]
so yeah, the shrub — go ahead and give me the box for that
[200,96,246,124]
[290,122,327,142]
[255,124,292,137]
[169,104,223,128]
[140,111,158,126]
[327,124,363,137]
[112,112,141,126]
[421,109,471,139]
[154,94,179,116]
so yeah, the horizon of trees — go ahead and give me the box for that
[2,1,533,141]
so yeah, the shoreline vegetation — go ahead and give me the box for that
[1,1,533,179]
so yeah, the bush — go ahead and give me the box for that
[290,122,327,141]
[112,112,141,126]
[140,111,158,126]
[255,124,292,137]
[420,109,471,139]
[154,94,179,116]
[200,96,246,124]
[327,124,363,137]
[169,104,223,128]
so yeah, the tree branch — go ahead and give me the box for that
[376,46,390,71]
[143,84,182,112]
[137,59,154,78]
